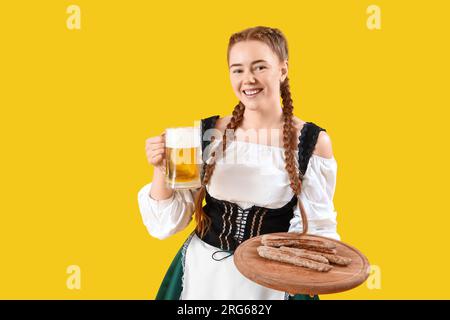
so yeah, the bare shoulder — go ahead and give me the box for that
[293,116,334,159]
[314,130,334,159]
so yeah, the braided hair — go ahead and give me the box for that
[195,26,308,238]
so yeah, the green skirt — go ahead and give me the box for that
[155,234,319,300]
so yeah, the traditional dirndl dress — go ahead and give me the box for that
[138,115,340,300]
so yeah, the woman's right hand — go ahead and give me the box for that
[145,132,166,174]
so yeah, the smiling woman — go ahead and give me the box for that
[228,41,289,114]
[138,26,339,300]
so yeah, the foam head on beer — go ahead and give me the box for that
[165,127,201,150]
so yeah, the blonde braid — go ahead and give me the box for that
[281,77,302,195]
[281,77,308,234]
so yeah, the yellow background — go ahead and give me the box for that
[1,0,449,299]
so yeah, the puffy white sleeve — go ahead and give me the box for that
[289,155,341,240]
[137,182,201,240]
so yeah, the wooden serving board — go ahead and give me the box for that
[234,232,370,295]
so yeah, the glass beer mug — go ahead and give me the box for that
[165,126,202,189]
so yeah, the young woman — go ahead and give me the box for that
[138,26,340,300]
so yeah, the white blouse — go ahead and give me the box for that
[137,138,340,299]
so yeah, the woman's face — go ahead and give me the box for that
[228,40,288,111]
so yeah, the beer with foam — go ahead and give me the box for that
[165,127,202,189]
